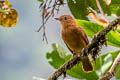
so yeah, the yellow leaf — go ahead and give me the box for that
[0,9,18,27]
[0,1,18,27]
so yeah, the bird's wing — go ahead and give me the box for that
[64,41,74,54]
[78,26,89,45]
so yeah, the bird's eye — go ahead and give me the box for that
[63,16,68,20]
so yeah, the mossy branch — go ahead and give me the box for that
[48,17,120,80]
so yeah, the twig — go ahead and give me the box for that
[37,0,65,43]
[96,0,109,23]
[48,17,120,80]
[100,53,120,80]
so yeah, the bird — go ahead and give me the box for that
[55,15,93,72]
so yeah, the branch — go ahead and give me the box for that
[96,0,109,23]
[37,0,65,43]
[100,53,120,80]
[48,17,120,80]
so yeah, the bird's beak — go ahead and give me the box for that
[54,18,61,21]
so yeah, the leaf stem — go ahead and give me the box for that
[96,0,109,23]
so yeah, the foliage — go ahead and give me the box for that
[45,0,120,79]
[68,0,120,20]
[34,0,120,79]
[114,64,120,79]
[46,43,120,80]
[76,20,120,47]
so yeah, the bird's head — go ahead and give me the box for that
[55,15,76,28]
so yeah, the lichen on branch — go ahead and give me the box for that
[48,17,120,80]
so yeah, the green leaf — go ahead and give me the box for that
[76,19,120,47]
[117,29,120,33]
[110,0,120,16]
[46,43,66,69]
[46,43,120,79]
[67,0,110,20]
[95,50,120,75]
[67,0,89,20]
[106,30,120,47]
[67,63,98,80]
[67,0,120,20]
[115,63,120,79]
[46,43,99,80]
[54,44,66,59]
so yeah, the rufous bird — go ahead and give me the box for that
[55,15,93,72]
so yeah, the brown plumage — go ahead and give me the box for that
[55,15,93,72]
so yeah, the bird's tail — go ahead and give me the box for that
[81,56,94,72]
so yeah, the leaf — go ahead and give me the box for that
[114,64,120,79]
[53,43,66,59]
[117,29,120,33]
[76,19,120,47]
[101,54,113,73]
[67,0,89,20]
[46,43,120,79]
[0,9,18,27]
[0,1,18,27]
[67,0,120,20]
[67,0,110,20]
[95,50,120,75]
[46,43,99,80]
[67,63,98,80]
[110,0,120,16]
[46,43,66,69]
